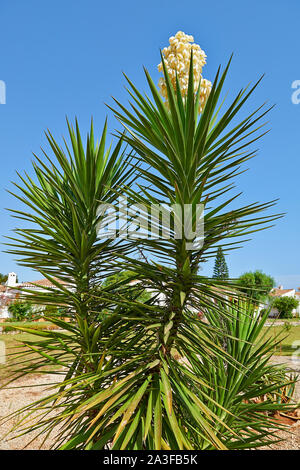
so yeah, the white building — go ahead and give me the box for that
[268,285,300,317]
[0,272,68,319]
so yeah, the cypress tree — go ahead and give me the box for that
[213,247,229,279]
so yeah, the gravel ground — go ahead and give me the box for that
[259,356,300,450]
[259,421,300,450]
[270,355,300,400]
[0,357,299,450]
[0,373,62,450]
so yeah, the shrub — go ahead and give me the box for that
[237,270,275,304]
[8,301,34,321]
[1,325,15,333]
[272,297,299,319]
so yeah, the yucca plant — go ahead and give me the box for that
[1,33,297,450]
[202,301,297,448]
[0,118,141,444]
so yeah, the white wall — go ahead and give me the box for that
[0,306,11,319]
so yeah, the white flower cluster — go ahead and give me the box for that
[158,31,212,113]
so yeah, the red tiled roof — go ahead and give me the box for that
[20,278,67,288]
[270,288,294,297]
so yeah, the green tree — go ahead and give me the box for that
[102,270,151,304]
[8,300,33,321]
[102,270,136,288]
[237,270,275,304]
[0,273,8,284]
[212,247,229,279]
[272,296,299,319]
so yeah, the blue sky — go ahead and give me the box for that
[0,0,299,286]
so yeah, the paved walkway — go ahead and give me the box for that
[265,321,300,326]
